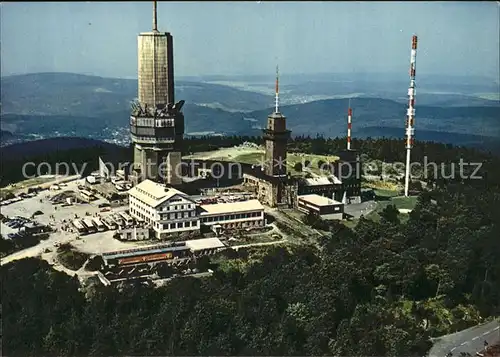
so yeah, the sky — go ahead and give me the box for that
[1,1,499,80]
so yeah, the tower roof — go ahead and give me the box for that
[268,111,286,119]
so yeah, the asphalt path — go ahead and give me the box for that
[428,319,499,357]
[343,200,377,219]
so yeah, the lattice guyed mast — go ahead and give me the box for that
[404,35,418,197]
[347,99,353,150]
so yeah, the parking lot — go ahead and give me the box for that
[0,179,145,269]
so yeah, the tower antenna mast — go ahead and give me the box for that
[404,35,418,197]
[347,98,352,150]
[153,0,158,32]
[275,65,279,113]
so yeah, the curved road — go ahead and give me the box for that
[232,240,287,251]
[428,319,499,357]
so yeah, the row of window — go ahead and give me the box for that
[131,135,175,143]
[156,220,198,230]
[298,202,342,213]
[200,211,262,223]
[160,203,194,211]
[130,118,175,127]
[134,188,160,201]
[131,198,194,214]
[160,211,196,220]
[130,201,154,219]
[130,208,153,223]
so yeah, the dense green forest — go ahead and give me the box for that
[1,137,499,356]
[2,181,499,356]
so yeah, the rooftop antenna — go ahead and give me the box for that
[153,0,158,32]
[404,34,418,197]
[275,64,279,113]
[347,98,352,150]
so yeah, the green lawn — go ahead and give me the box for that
[231,152,264,165]
[366,196,418,221]
[224,151,340,175]
[391,196,418,210]
[373,188,401,198]
[344,195,418,227]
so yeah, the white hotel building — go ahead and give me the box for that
[128,180,199,239]
[128,180,265,239]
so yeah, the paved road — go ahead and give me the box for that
[428,319,499,357]
[344,200,377,219]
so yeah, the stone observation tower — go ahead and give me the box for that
[130,0,184,186]
[263,65,291,177]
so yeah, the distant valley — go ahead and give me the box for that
[1,72,499,150]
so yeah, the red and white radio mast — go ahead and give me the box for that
[347,99,353,150]
[404,35,418,197]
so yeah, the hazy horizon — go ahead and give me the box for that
[1,1,499,81]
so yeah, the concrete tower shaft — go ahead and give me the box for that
[131,1,183,186]
[138,32,175,108]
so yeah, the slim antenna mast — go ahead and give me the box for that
[153,0,158,32]
[275,65,279,113]
[347,99,352,150]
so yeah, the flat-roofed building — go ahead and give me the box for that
[117,227,150,241]
[128,179,199,239]
[185,238,226,256]
[297,194,344,220]
[102,243,191,267]
[297,175,344,202]
[101,238,226,268]
[198,199,265,231]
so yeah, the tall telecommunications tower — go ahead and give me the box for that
[130,0,185,185]
[404,35,418,197]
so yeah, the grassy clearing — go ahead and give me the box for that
[344,195,418,228]
[231,152,264,165]
[192,147,340,176]
[373,188,401,197]
[364,180,401,192]
[287,153,340,174]
[365,196,418,222]
[391,196,418,210]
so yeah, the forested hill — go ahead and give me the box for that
[2,72,499,146]
[1,136,500,356]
